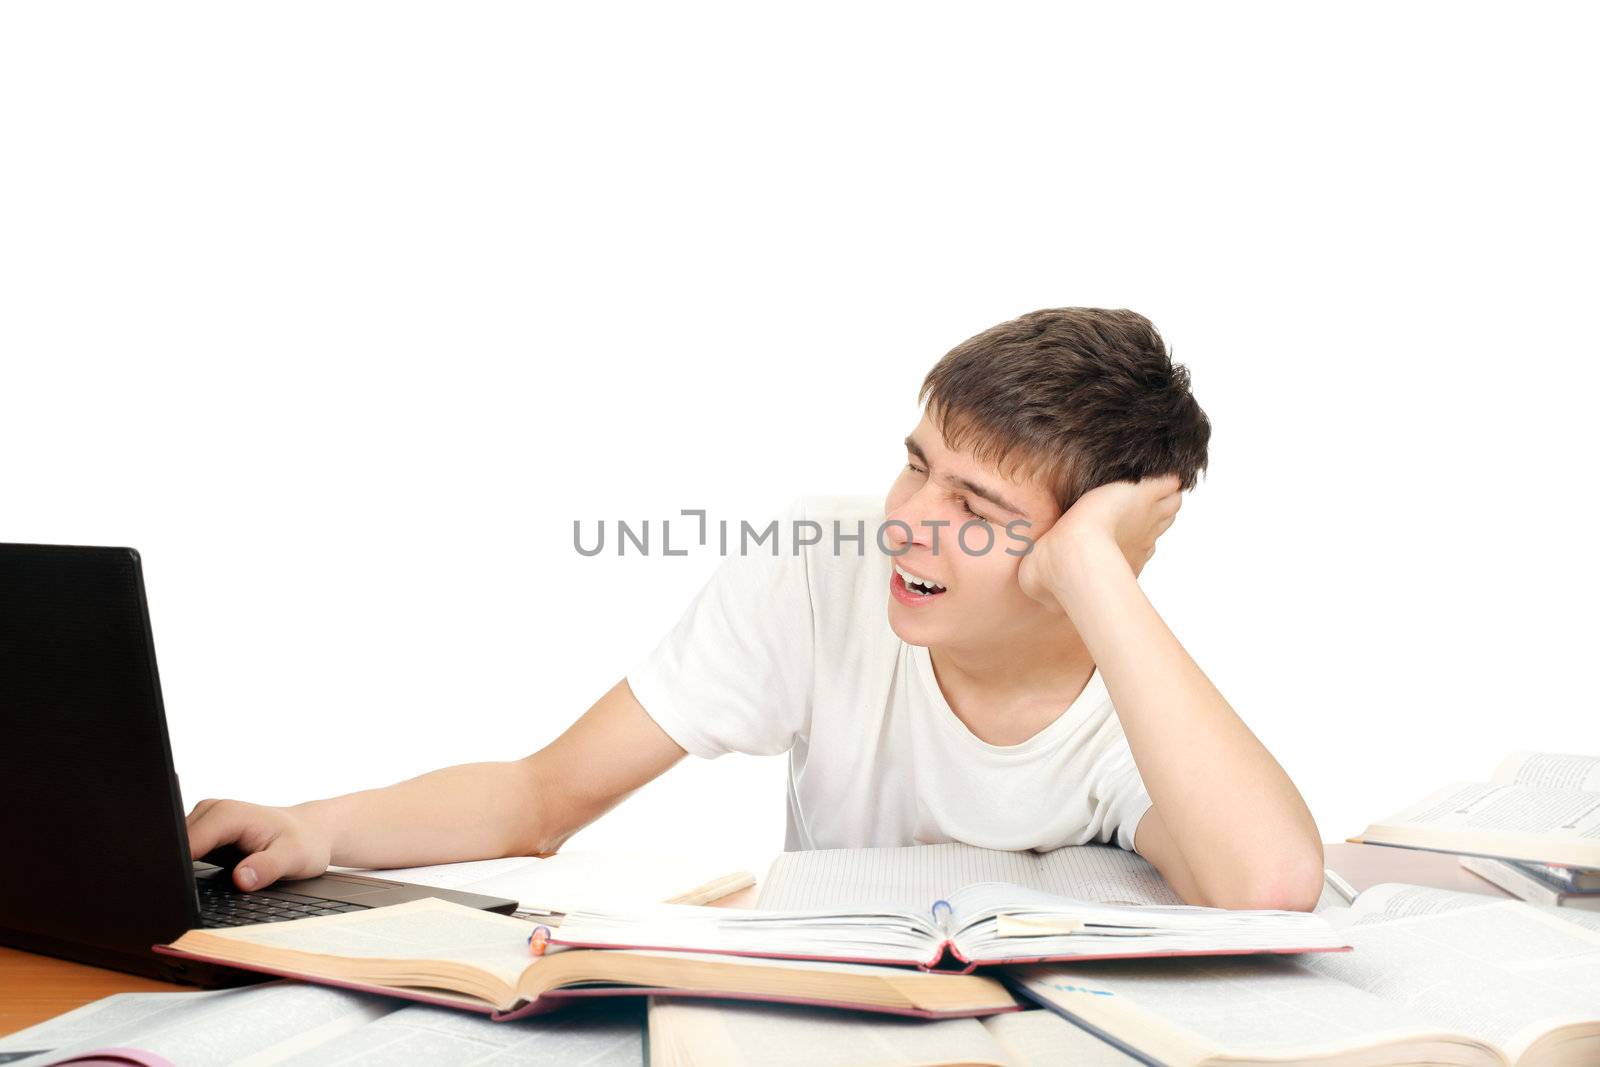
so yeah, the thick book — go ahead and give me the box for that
[1510,860,1600,893]
[1459,855,1600,911]
[550,842,1350,971]
[152,897,1018,1021]
[1011,881,1600,1067]
[1357,750,1600,868]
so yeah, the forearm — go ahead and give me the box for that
[294,760,545,871]
[1055,536,1323,909]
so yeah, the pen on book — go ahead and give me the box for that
[528,925,551,957]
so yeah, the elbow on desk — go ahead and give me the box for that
[1200,850,1326,913]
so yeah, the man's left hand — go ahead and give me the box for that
[1017,473,1184,612]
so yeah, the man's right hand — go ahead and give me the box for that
[185,799,334,891]
[179,679,687,894]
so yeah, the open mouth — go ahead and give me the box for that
[892,563,948,599]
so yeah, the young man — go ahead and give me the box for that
[188,308,1324,911]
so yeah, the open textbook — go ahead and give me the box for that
[153,897,1017,1020]
[1013,882,1600,1067]
[0,981,645,1067]
[1358,750,1600,868]
[338,849,755,916]
[552,842,1349,971]
[648,998,1143,1067]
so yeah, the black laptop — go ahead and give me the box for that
[0,542,518,985]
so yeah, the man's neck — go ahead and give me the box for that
[927,618,1097,746]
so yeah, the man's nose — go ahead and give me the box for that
[885,490,938,552]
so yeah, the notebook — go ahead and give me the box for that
[550,843,1350,971]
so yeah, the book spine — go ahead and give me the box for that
[1513,861,1600,892]
[1462,857,1563,905]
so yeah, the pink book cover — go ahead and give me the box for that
[149,943,1019,1021]
[30,1052,174,1067]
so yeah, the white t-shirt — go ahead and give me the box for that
[625,495,1154,855]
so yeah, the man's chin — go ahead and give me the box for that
[886,601,939,646]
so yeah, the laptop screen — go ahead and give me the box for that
[0,543,200,972]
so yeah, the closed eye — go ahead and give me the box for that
[908,461,991,524]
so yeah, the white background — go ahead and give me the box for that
[3,3,1596,879]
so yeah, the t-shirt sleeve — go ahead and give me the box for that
[625,498,815,759]
[1086,719,1156,853]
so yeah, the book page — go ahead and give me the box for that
[1013,957,1499,1067]
[0,983,395,1067]
[943,881,1346,963]
[1491,751,1600,792]
[273,998,644,1066]
[1365,781,1600,865]
[551,902,942,965]
[195,897,536,989]
[980,1009,1146,1066]
[1336,880,1600,936]
[757,843,1179,912]
[1303,884,1600,1060]
[647,997,1010,1066]
[344,850,753,913]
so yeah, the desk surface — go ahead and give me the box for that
[0,843,1501,1038]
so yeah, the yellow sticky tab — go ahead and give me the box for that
[995,913,1087,938]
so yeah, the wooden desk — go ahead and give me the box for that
[1322,841,1514,899]
[0,845,1501,1038]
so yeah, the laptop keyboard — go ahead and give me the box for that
[196,875,370,927]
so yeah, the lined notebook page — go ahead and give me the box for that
[756,843,1181,912]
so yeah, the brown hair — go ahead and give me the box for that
[918,308,1211,510]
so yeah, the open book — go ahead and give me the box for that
[648,997,1142,1067]
[1012,881,1600,1067]
[551,843,1349,971]
[153,897,1017,1021]
[1357,751,1600,868]
[0,981,646,1067]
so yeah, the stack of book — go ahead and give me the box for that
[1458,856,1600,911]
[1353,749,1600,915]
